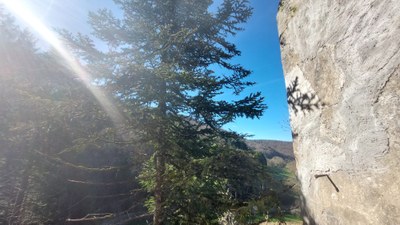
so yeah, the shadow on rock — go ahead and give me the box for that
[299,192,317,225]
[286,76,325,115]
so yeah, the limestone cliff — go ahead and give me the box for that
[277,0,400,224]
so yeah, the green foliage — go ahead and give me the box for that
[0,1,277,224]
[268,213,302,223]
[0,8,149,224]
[234,194,279,224]
[61,0,267,224]
[137,138,272,224]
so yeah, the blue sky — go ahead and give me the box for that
[5,0,292,141]
[222,0,292,141]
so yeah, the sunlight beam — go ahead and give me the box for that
[1,0,125,126]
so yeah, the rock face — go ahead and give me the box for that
[277,1,400,224]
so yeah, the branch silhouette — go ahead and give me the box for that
[286,76,325,115]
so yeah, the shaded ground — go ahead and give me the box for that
[260,222,302,225]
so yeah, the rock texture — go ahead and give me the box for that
[277,0,400,224]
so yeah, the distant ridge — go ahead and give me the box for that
[246,139,294,160]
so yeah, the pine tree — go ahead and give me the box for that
[0,8,145,223]
[61,0,266,224]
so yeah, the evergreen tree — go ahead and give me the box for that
[0,8,44,224]
[0,8,149,224]
[61,0,266,224]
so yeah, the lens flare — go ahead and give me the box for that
[1,0,125,126]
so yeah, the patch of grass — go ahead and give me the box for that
[268,166,294,180]
[283,214,302,222]
[269,213,302,223]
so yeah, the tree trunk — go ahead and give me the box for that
[154,149,166,225]
[154,81,167,225]
[8,164,30,225]
[154,4,176,221]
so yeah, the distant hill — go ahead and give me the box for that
[246,140,300,215]
[246,139,294,161]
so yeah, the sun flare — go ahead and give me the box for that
[1,0,125,126]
